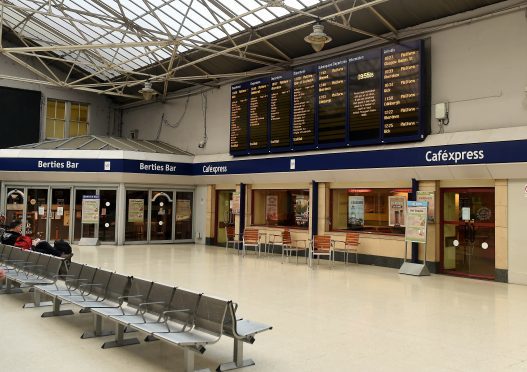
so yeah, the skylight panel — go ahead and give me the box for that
[242,13,264,26]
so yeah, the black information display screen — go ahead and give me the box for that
[292,69,316,147]
[229,83,249,153]
[348,51,381,142]
[317,59,347,145]
[270,73,291,149]
[382,45,421,138]
[249,79,269,150]
[229,39,428,156]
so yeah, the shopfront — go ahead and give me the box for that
[440,188,495,280]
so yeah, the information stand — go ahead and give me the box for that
[399,200,430,276]
[79,195,100,246]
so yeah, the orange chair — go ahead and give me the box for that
[332,232,360,264]
[279,229,308,264]
[310,235,333,267]
[225,225,240,253]
[242,228,261,257]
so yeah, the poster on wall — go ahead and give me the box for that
[176,199,192,221]
[389,196,407,227]
[128,199,145,223]
[294,195,309,227]
[232,192,240,215]
[81,195,100,224]
[347,196,365,227]
[63,210,70,226]
[265,195,278,222]
[416,191,435,223]
[405,201,428,243]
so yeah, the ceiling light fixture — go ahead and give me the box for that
[304,23,332,52]
[138,81,158,101]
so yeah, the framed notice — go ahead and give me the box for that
[82,195,100,224]
[232,192,240,215]
[128,199,145,223]
[416,191,435,223]
[389,196,407,227]
[405,201,428,243]
[265,195,278,222]
[348,196,365,226]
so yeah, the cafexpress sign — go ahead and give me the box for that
[425,149,485,164]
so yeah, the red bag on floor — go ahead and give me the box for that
[14,235,32,250]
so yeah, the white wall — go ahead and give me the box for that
[507,180,527,284]
[122,87,231,155]
[0,49,114,138]
[122,9,527,155]
[431,10,527,133]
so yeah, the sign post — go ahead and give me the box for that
[399,200,430,276]
[79,195,100,246]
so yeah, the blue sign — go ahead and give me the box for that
[1,139,527,177]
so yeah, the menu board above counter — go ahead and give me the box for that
[229,39,429,156]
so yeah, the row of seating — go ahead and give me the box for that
[0,244,272,372]
[0,244,65,297]
[225,227,361,266]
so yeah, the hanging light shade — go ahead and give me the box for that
[138,81,158,101]
[304,23,332,52]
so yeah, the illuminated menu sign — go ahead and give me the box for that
[382,45,421,138]
[270,73,291,149]
[229,39,428,156]
[249,79,269,150]
[292,68,316,147]
[318,59,347,145]
[230,83,249,152]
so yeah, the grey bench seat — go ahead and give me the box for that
[217,301,273,371]
[152,295,231,372]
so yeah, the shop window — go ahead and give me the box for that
[330,188,410,235]
[46,99,89,139]
[252,189,309,229]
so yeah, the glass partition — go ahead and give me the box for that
[74,189,96,241]
[26,188,49,239]
[125,190,148,241]
[175,192,193,240]
[49,188,71,241]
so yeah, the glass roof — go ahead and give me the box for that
[13,135,193,155]
[2,0,323,81]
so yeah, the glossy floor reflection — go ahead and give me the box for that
[2,243,527,371]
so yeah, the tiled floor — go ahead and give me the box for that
[2,243,527,371]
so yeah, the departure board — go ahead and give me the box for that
[382,45,421,138]
[270,73,292,149]
[349,51,381,142]
[317,59,347,145]
[229,39,428,156]
[230,83,249,153]
[292,68,316,147]
[249,79,269,150]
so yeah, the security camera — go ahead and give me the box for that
[198,140,206,149]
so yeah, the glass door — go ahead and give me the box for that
[216,190,234,245]
[440,188,495,279]
[99,190,116,243]
[150,191,173,241]
[26,188,49,240]
[5,188,25,226]
[49,188,71,241]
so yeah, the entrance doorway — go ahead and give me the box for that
[440,188,495,279]
[215,190,234,245]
